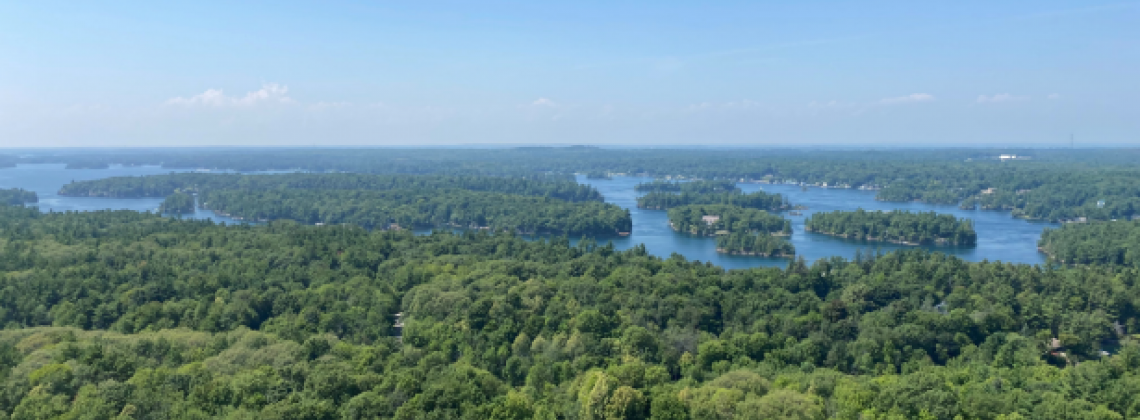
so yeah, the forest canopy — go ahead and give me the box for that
[0,204,1138,418]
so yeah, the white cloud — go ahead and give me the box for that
[165,83,295,107]
[531,98,557,107]
[877,93,935,105]
[976,93,1028,103]
[1047,93,1060,100]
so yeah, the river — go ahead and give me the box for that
[0,164,1057,269]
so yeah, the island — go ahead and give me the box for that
[716,231,796,257]
[667,204,795,255]
[638,190,789,211]
[805,209,977,246]
[59,173,631,236]
[634,180,736,194]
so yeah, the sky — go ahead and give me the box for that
[1,1,1137,147]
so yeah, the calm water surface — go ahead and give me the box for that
[577,175,1057,269]
[0,165,1056,269]
[0,164,247,223]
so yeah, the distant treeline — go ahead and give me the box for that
[1039,221,1140,267]
[0,188,37,205]
[59,173,603,202]
[17,147,1140,222]
[199,189,632,236]
[958,172,1140,222]
[806,209,977,246]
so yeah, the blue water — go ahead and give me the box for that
[0,165,1057,269]
[576,175,1057,269]
[0,164,247,224]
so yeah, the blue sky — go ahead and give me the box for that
[1,1,1137,147]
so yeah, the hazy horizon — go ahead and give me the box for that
[3,1,1137,147]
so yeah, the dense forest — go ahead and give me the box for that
[634,180,737,194]
[1,204,1139,418]
[59,173,603,203]
[666,204,791,237]
[1038,221,1140,267]
[0,189,37,206]
[806,210,978,246]
[159,192,196,214]
[196,189,632,236]
[714,232,796,257]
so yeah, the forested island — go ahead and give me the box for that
[638,191,789,211]
[806,209,978,246]
[666,204,791,237]
[634,180,737,194]
[1039,220,1140,266]
[0,188,37,205]
[199,189,632,235]
[665,204,794,256]
[159,191,195,214]
[0,202,1138,418]
[715,231,796,257]
[56,173,629,236]
[59,173,603,202]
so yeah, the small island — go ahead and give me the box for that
[667,204,795,255]
[716,231,795,257]
[638,189,789,210]
[159,191,196,214]
[667,204,791,236]
[805,209,977,246]
[634,180,736,194]
[585,171,612,180]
